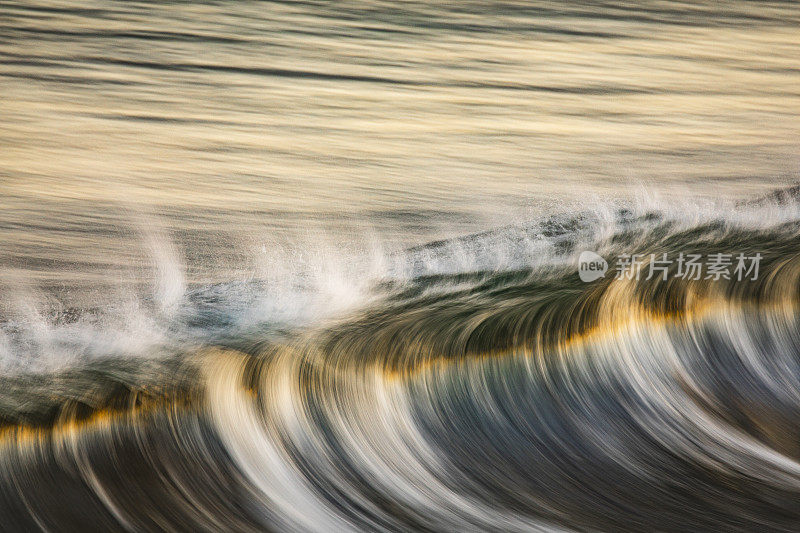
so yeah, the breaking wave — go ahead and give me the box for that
[2,188,800,531]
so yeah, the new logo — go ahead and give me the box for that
[578,251,608,282]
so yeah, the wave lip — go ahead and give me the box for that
[2,195,800,531]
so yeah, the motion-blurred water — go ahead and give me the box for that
[2,3,800,531]
[2,0,799,295]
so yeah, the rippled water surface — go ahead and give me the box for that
[2,4,800,531]
[2,0,799,290]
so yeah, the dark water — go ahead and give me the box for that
[2,197,800,531]
[2,1,800,531]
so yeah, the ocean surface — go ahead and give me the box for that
[2,0,799,293]
[1,1,800,531]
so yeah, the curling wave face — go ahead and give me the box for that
[2,195,800,531]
